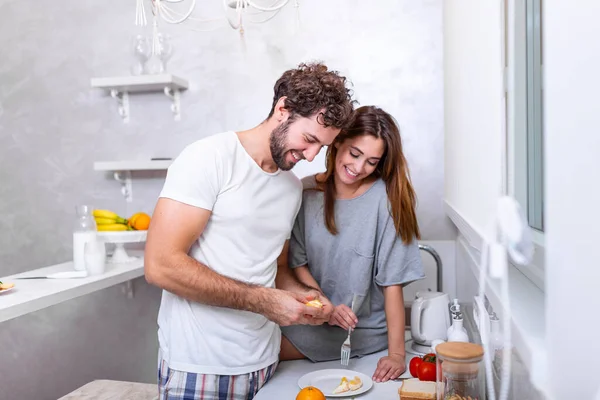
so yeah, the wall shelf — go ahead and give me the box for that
[0,256,145,323]
[94,160,172,172]
[91,74,189,122]
[94,159,172,202]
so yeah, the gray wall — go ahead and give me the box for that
[0,0,450,398]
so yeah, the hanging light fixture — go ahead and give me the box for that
[135,0,299,36]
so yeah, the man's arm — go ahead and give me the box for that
[145,198,323,326]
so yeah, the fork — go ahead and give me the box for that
[340,295,359,366]
[340,326,352,366]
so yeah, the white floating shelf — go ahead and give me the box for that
[91,74,189,122]
[94,160,172,172]
[94,160,172,203]
[0,256,145,323]
[91,74,188,93]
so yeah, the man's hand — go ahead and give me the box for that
[328,304,359,330]
[261,289,329,326]
[372,354,406,382]
[302,289,334,324]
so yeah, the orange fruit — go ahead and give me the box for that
[296,386,326,400]
[128,212,151,230]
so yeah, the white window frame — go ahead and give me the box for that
[506,0,545,291]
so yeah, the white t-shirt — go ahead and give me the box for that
[156,131,302,375]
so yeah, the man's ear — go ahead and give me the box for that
[273,96,289,122]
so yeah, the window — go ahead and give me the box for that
[507,0,545,289]
[524,0,544,231]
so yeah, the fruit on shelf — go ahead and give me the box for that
[97,224,129,232]
[128,212,151,230]
[92,209,151,231]
[93,209,129,231]
[92,209,128,224]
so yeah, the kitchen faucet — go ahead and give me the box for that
[418,244,443,292]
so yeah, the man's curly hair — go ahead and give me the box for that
[267,62,356,129]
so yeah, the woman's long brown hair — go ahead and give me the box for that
[318,106,421,244]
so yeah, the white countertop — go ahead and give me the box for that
[0,257,144,323]
[255,332,419,399]
[58,380,157,400]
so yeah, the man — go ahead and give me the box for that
[145,62,355,400]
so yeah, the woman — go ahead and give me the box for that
[279,106,425,383]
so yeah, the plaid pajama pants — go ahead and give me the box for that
[157,354,278,400]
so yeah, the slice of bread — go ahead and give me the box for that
[398,378,436,400]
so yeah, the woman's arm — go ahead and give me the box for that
[383,285,406,358]
[275,242,334,324]
[372,284,407,382]
[293,265,323,293]
[275,241,323,295]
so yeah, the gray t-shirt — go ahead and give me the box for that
[281,175,424,362]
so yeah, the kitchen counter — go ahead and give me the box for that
[58,333,420,399]
[0,256,144,323]
[57,380,157,400]
[255,332,417,399]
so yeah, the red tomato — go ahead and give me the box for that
[422,353,436,363]
[409,356,422,378]
[417,361,437,381]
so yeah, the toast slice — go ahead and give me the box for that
[398,378,436,400]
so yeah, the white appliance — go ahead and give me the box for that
[408,291,451,354]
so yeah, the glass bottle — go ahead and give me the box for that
[73,205,97,271]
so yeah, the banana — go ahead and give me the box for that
[97,223,128,231]
[93,209,127,224]
[94,217,121,225]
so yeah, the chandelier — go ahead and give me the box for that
[135,0,300,36]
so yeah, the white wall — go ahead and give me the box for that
[442,0,544,395]
[544,0,600,398]
[0,1,447,399]
[443,0,505,235]
[445,0,600,398]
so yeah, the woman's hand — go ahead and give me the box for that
[328,304,358,330]
[372,354,406,382]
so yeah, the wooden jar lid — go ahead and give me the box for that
[436,342,484,360]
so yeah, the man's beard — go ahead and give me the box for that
[269,118,298,171]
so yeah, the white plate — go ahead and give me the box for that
[298,369,373,398]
